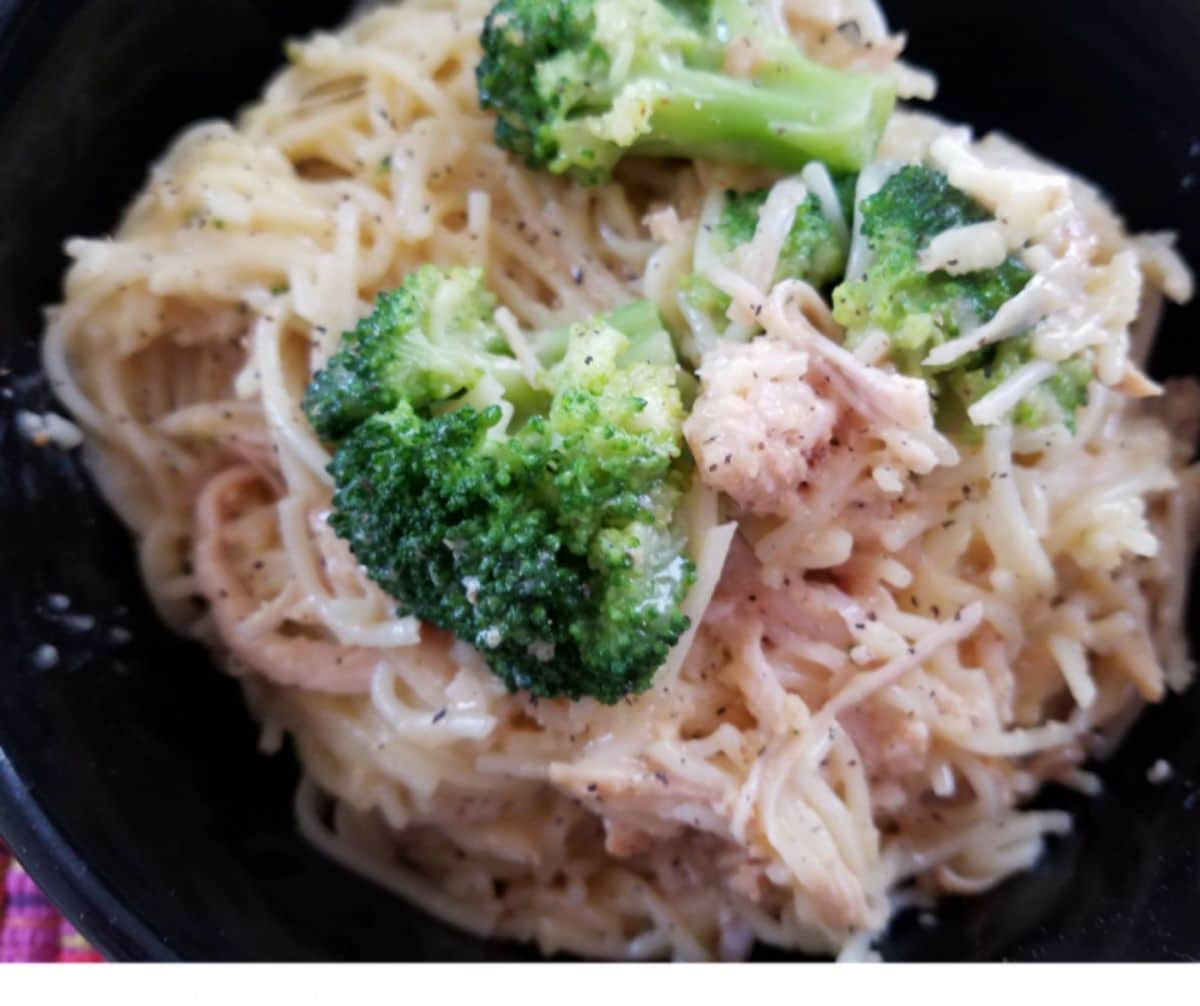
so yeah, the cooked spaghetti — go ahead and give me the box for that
[42,0,1199,960]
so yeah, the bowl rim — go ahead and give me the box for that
[2,0,1199,966]
[0,745,176,961]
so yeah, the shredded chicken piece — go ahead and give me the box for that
[684,338,836,515]
[765,281,949,440]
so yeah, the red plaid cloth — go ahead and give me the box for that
[0,838,102,963]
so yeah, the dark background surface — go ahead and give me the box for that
[0,0,1198,961]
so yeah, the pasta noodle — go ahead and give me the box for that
[42,0,1198,960]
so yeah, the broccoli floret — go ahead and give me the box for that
[937,337,1091,436]
[302,266,535,440]
[675,179,850,363]
[833,166,1032,367]
[476,0,896,184]
[718,187,849,290]
[305,268,695,704]
[832,165,1090,435]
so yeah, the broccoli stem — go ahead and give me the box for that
[608,300,679,367]
[628,63,894,173]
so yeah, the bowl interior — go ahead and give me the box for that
[0,0,1198,962]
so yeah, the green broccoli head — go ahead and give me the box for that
[831,165,1088,435]
[675,178,851,364]
[936,337,1092,436]
[326,401,587,691]
[833,166,1032,366]
[306,268,695,704]
[717,186,850,290]
[476,0,895,183]
[537,313,686,547]
[475,0,602,174]
[302,266,529,441]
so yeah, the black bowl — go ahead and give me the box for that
[1,0,1199,962]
